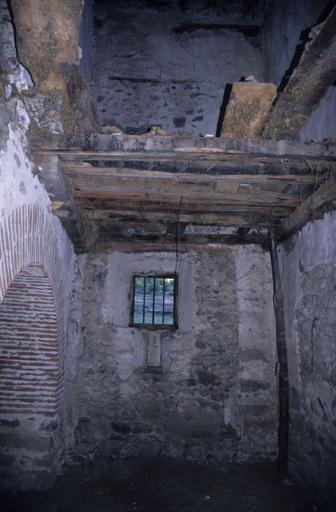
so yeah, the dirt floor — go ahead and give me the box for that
[1,456,318,512]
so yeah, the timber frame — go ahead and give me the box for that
[32,134,336,252]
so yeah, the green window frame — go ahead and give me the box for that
[131,274,178,329]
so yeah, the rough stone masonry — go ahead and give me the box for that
[65,246,277,465]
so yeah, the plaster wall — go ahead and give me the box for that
[279,212,336,510]
[65,246,277,466]
[0,0,74,322]
[0,0,75,489]
[299,84,336,142]
[0,123,74,489]
[91,0,264,135]
[263,0,330,86]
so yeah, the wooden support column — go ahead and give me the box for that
[270,233,289,479]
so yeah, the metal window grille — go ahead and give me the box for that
[131,275,177,327]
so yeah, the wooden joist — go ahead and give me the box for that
[77,199,295,219]
[32,133,336,251]
[81,208,287,225]
[73,189,301,208]
[31,133,336,158]
[75,196,294,213]
[60,155,333,182]
[270,235,289,478]
[62,163,321,187]
[279,177,336,239]
[94,232,270,251]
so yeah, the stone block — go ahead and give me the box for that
[220,82,276,139]
[0,419,20,428]
[147,332,162,368]
[0,432,51,452]
[0,452,15,466]
[239,380,270,393]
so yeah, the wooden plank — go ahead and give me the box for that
[279,177,336,239]
[63,167,316,200]
[62,163,321,185]
[94,232,270,249]
[92,240,238,253]
[59,154,336,174]
[263,6,336,140]
[81,209,284,227]
[59,151,336,163]
[65,172,314,199]
[73,187,301,207]
[50,200,67,212]
[76,197,295,215]
[30,133,336,158]
[92,221,272,238]
[69,177,293,197]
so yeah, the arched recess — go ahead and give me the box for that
[0,264,60,416]
[0,205,71,489]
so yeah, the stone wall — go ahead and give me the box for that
[80,0,94,82]
[65,246,277,466]
[92,0,264,135]
[299,84,336,142]
[0,0,75,490]
[279,212,336,510]
[262,0,330,86]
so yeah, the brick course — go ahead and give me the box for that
[0,205,69,418]
[0,264,59,416]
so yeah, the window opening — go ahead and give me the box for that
[132,275,177,328]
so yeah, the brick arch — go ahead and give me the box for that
[0,264,60,416]
[0,204,68,416]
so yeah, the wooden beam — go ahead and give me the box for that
[263,6,336,140]
[73,188,301,208]
[92,240,248,253]
[62,163,321,188]
[279,177,336,239]
[61,151,335,164]
[30,133,336,158]
[69,175,305,199]
[34,154,90,251]
[81,208,284,227]
[92,220,272,239]
[76,197,295,215]
[270,235,289,479]
[59,154,334,177]
[94,232,269,250]
[31,132,335,250]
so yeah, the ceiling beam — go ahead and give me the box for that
[279,177,336,239]
[73,188,301,208]
[94,232,270,252]
[31,133,336,159]
[62,163,328,184]
[75,197,294,214]
[32,134,336,249]
[80,208,286,227]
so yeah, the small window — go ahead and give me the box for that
[131,275,177,328]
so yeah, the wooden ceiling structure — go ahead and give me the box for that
[30,6,336,253]
[32,134,336,252]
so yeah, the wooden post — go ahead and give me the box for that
[270,232,289,479]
